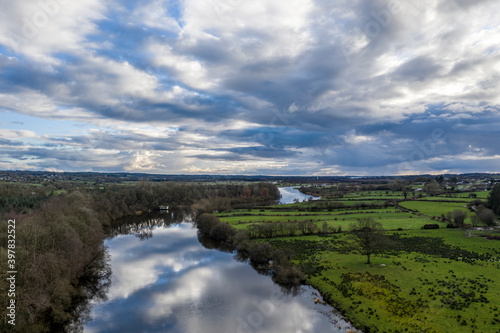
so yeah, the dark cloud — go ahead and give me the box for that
[0,0,499,174]
[392,56,444,82]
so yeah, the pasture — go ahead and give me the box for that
[217,188,500,333]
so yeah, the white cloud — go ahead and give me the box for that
[130,0,182,31]
[0,0,107,64]
[342,130,375,145]
[1,0,500,174]
[0,129,37,139]
[149,43,214,90]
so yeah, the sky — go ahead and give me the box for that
[0,0,499,176]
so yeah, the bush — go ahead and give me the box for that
[248,243,273,264]
[273,265,306,286]
[477,207,497,226]
[470,215,480,227]
[452,210,468,227]
[231,229,250,245]
[422,224,440,229]
[196,213,221,235]
[210,223,236,242]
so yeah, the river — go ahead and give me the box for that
[83,187,356,333]
[278,186,321,204]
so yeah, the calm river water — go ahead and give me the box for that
[83,188,356,333]
[278,186,320,204]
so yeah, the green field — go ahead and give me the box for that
[300,229,500,333]
[220,192,500,333]
[400,201,472,218]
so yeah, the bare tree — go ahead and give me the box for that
[423,180,442,196]
[349,218,386,264]
[402,186,410,200]
[451,210,468,227]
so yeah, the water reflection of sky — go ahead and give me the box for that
[84,223,356,333]
[279,186,320,204]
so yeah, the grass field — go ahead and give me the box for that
[400,201,472,218]
[221,190,500,333]
[269,229,500,333]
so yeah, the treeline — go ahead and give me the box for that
[299,186,345,198]
[91,181,279,222]
[246,221,327,238]
[276,200,395,212]
[195,213,306,287]
[0,184,52,214]
[0,181,280,220]
[0,181,279,332]
[299,181,409,198]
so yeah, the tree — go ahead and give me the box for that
[487,183,500,215]
[349,218,386,264]
[321,221,329,234]
[470,215,480,227]
[423,180,442,196]
[389,180,406,192]
[196,213,221,235]
[477,206,497,226]
[248,243,273,264]
[210,223,236,241]
[402,186,411,200]
[451,209,468,227]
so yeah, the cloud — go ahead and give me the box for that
[0,0,499,174]
[342,130,376,145]
[0,129,37,139]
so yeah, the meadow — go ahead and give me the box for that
[217,188,500,333]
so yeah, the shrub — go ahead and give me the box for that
[273,265,306,286]
[452,210,468,227]
[210,223,236,242]
[248,243,273,264]
[477,206,497,226]
[470,215,480,227]
[422,224,440,229]
[196,213,221,235]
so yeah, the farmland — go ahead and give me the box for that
[216,186,500,333]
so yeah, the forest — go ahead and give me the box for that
[0,180,279,332]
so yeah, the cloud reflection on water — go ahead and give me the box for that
[85,223,356,333]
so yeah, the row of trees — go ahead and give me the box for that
[246,220,319,238]
[438,207,496,228]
